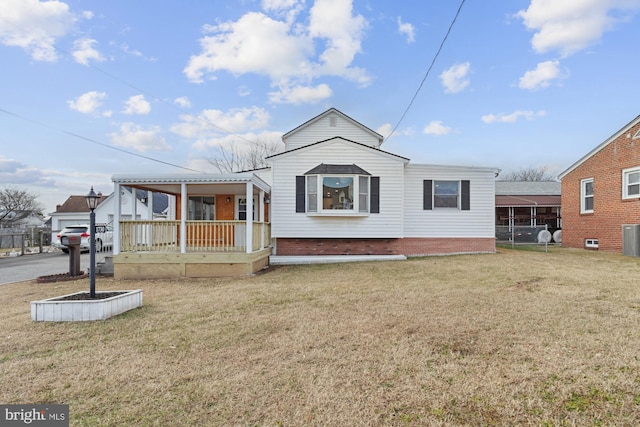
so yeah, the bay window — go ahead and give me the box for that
[296,164,379,214]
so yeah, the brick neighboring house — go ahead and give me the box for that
[558,114,640,252]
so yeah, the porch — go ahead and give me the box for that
[111,173,272,279]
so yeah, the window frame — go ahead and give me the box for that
[423,180,470,211]
[622,166,640,199]
[306,174,371,215]
[188,196,215,220]
[580,178,594,214]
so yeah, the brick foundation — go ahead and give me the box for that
[274,237,496,256]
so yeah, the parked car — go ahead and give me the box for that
[54,224,113,253]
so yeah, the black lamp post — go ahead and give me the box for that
[85,186,100,298]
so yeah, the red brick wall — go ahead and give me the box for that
[274,237,495,256]
[561,120,640,252]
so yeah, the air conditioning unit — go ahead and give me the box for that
[622,224,640,257]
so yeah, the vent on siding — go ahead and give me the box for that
[329,116,337,127]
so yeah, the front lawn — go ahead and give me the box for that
[1,247,639,426]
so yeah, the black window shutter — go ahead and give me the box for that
[295,176,305,213]
[461,180,470,210]
[370,177,380,213]
[423,180,432,210]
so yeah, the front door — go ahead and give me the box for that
[234,196,256,247]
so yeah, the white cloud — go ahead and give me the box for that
[72,37,104,65]
[0,156,56,186]
[67,91,111,117]
[174,96,191,109]
[261,0,301,11]
[110,123,171,152]
[397,17,415,43]
[268,83,332,104]
[440,62,471,93]
[482,110,547,124]
[190,130,283,152]
[423,120,452,136]
[519,60,563,90]
[308,0,370,84]
[183,0,370,104]
[0,0,76,61]
[122,94,151,115]
[171,107,271,140]
[517,0,640,57]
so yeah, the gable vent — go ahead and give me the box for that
[329,116,337,127]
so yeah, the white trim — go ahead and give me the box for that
[580,178,594,214]
[180,183,187,254]
[622,166,640,199]
[559,115,640,179]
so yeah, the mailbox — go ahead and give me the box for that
[62,233,83,276]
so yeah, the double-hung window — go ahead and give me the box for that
[622,167,640,199]
[423,180,470,210]
[580,178,594,213]
[296,164,379,214]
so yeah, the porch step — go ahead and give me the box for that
[96,255,114,276]
[269,254,406,265]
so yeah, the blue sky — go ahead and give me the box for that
[2,0,639,215]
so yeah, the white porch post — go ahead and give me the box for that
[113,183,121,255]
[131,187,137,220]
[181,183,187,254]
[147,191,153,219]
[245,181,253,253]
[259,189,265,249]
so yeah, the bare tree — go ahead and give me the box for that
[0,186,44,226]
[498,166,557,182]
[208,138,283,173]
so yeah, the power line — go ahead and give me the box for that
[385,0,467,142]
[0,107,206,174]
[53,45,263,147]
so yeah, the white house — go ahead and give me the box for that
[108,108,498,279]
[268,108,498,260]
[49,187,167,243]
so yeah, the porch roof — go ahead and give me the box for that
[495,195,561,207]
[111,173,271,195]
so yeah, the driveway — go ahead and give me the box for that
[0,250,111,285]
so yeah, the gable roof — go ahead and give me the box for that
[267,137,409,164]
[53,194,109,214]
[282,108,384,143]
[558,114,640,179]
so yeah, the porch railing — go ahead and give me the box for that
[119,220,271,253]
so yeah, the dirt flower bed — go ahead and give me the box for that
[2,247,640,426]
[36,272,88,283]
[50,291,127,301]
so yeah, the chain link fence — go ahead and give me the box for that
[0,227,52,254]
[496,225,561,252]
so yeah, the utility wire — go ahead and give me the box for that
[385,0,466,142]
[53,45,263,147]
[0,107,206,174]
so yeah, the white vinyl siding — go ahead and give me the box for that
[271,140,405,238]
[404,165,496,238]
[284,113,381,151]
